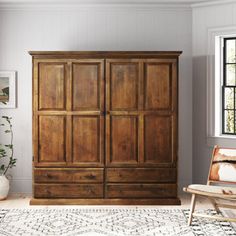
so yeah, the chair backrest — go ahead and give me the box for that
[208,146,236,185]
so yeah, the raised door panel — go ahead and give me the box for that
[144,115,173,164]
[38,116,66,164]
[108,61,140,110]
[108,116,138,165]
[72,116,103,165]
[144,63,171,110]
[72,62,102,111]
[38,63,66,110]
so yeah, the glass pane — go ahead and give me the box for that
[226,64,236,85]
[226,39,236,63]
[224,87,234,109]
[224,110,235,133]
[235,112,236,134]
[235,89,236,109]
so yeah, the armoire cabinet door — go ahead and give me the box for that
[105,59,177,167]
[34,62,68,166]
[33,60,104,167]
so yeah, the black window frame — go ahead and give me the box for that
[222,37,236,135]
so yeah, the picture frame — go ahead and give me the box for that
[0,71,16,108]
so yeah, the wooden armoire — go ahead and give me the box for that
[30,51,181,205]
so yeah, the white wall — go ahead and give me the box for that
[0,4,192,194]
[192,2,236,184]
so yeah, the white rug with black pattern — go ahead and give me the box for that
[0,208,235,236]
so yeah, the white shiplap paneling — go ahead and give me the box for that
[0,6,192,194]
[192,2,236,184]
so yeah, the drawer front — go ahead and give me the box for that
[106,184,177,198]
[34,184,103,198]
[106,168,176,183]
[34,168,103,183]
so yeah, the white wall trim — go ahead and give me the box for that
[206,25,236,148]
[0,2,191,10]
[192,0,236,8]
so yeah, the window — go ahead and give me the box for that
[206,27,236,147]
[222,38,236,135]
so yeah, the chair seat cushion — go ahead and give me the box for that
[185,184,236,199]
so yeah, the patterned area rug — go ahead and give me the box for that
[0,208,235,236]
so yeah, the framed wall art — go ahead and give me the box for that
[0,71,16,108]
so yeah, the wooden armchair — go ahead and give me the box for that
[183,145,236,226]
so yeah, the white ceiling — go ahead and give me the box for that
[0,0,223,3]
[0,0,231,8]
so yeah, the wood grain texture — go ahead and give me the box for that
[72,116,102,164]
[30,198,181,205]
[31,51,180,205]
[38,116,66,164]
[34,168,103,183]
[144,115,172,164]
[29,51,182,58]
[106,168,176,183]
[106,184,177,198]
[144,63,171,110]
[72,62,103,111]
[38,63,66,110]
[110,62,139,110]
[34,184,103,198]
[110,116,138,164]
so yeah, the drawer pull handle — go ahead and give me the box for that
[46,190,51,194]
[45,174,53,179]
[85,174,96,180]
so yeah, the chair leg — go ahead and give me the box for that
[188,194,196,226]
[209,198,220,214]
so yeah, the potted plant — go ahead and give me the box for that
[0,116,17,200]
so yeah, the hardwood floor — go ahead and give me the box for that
[0,193,235,229]
[0,193,221,209]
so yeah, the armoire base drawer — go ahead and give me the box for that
[34,184,103,198]
[34,168,103,183]
[106,184,177,198]
[106,168,176,183]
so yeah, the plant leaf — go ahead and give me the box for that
[0,165,5,170]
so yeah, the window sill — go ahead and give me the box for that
[207,135,236,148]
